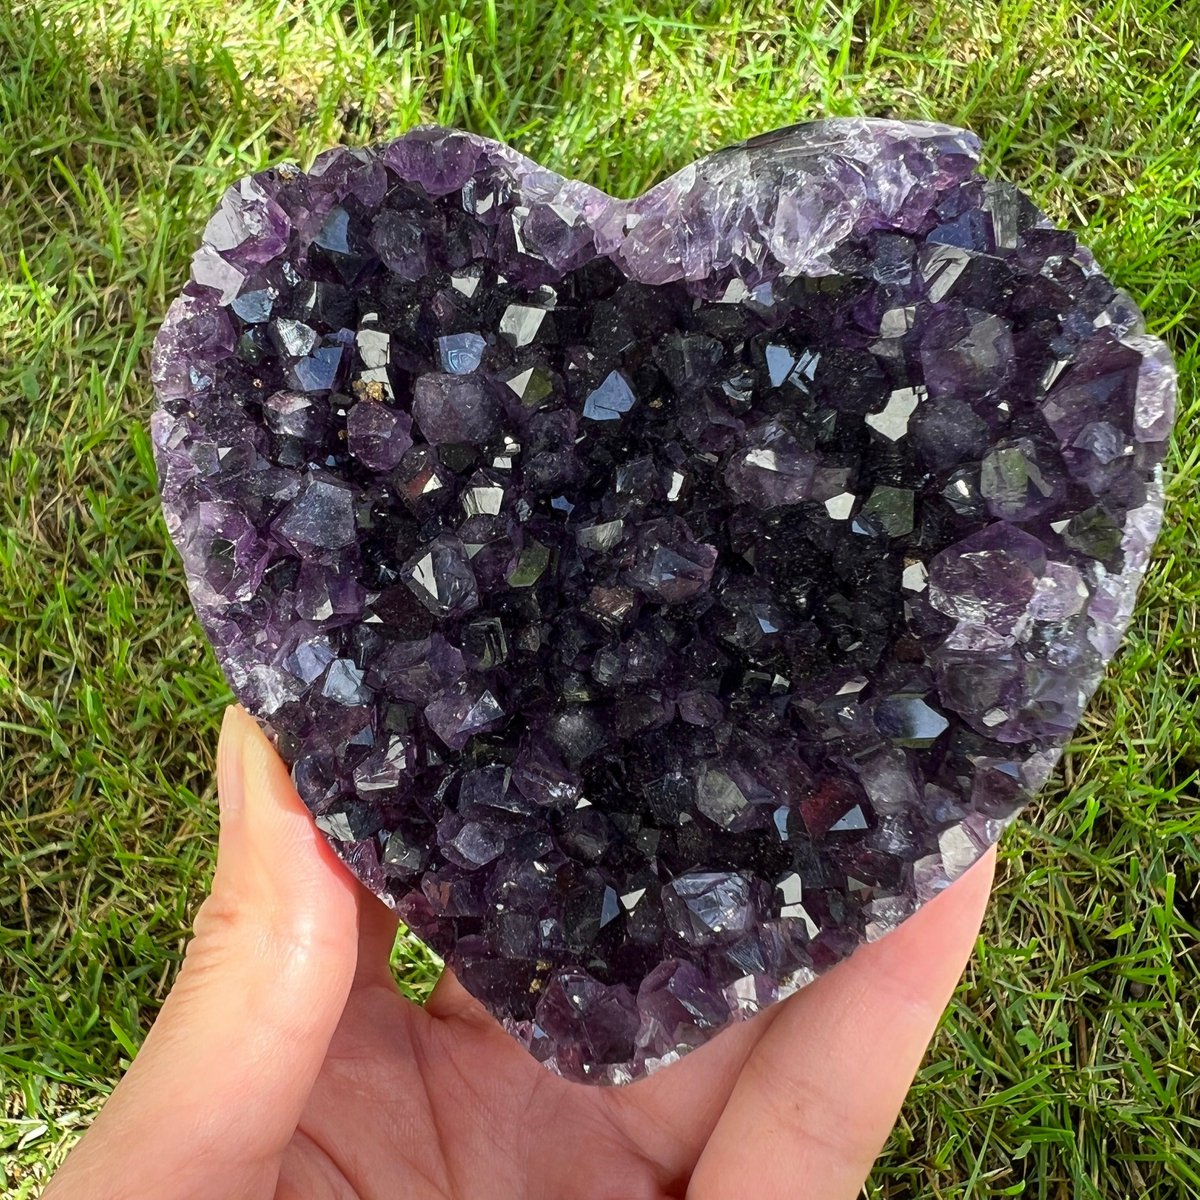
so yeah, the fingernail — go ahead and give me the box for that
[216,706,246,820]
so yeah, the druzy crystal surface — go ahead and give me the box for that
[152,119,1174,1083]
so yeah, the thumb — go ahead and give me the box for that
[689,846,996,1200]
[46,706,361,1200]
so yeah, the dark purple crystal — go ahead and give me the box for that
[152,119,1174,1084]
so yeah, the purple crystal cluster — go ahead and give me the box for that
[152,119,1174,1083]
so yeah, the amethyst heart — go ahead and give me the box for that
[152,119,1174,1084]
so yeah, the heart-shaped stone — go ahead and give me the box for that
[152,119,1174,1083]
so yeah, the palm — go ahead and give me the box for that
[283,978,693,1199]
[276,863,991,1200]
[282,970,757,1200]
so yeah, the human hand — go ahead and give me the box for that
[45,705,995,1200]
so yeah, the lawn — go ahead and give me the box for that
[1,0,1198,1196]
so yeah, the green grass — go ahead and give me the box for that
[1,0,1198,1195]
